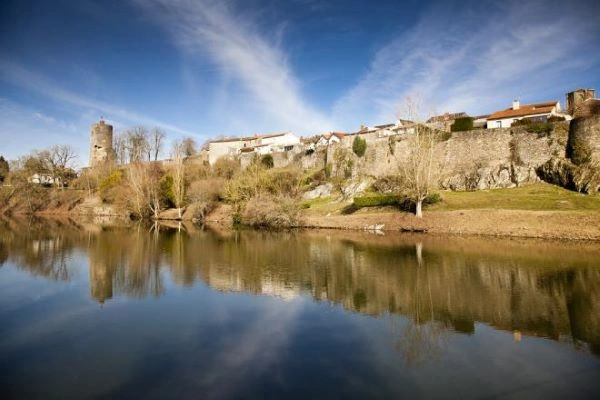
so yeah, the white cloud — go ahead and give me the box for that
[133,0,332,134]
[333,0,600,124]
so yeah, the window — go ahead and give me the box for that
[496,121,502,128]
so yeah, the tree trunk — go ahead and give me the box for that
[415,198,423,218]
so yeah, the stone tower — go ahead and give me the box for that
[566,89,596,116]
[89,119,116,167]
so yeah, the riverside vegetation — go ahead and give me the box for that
[1,116,600,238]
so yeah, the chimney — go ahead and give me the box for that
[512,99,520,110]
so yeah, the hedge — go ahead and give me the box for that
[353,193,441,210]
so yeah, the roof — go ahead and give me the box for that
[374,123,395,129]
[209,132,291,144]
[253,132,288,139]
[487,101,558,120]
[426,112,468,123]
[210,137,246,144]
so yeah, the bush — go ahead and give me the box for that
[0,156,9,183]
[98,169,124,203]
[191,201,216,224]
[353,193,441,211]
[243,195,302,228]
[440,131,452,141]
[513,119,553,137]
[450,117,474,132]
[261,154,274,169]
[187,177,225,203]
[352,136,367,157]
[354,194,399,207]
[265,168,301,196]
[548,115,566,123]
[212,157,240,179]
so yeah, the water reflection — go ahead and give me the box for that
[1,217,600,358]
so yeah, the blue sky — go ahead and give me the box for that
[1,0,599,164]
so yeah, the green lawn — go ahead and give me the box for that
[428,183,600,212]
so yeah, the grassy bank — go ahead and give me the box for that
[300,183,600,240]
[429,184,600,212]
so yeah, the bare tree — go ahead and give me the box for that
[126,127,150,163]
[181,137,197,157]
[150,128,166,161]
[114,133,128,165]
[397,97,437,218]
[127,161,163,219]
[171,140,186,219]
[48,145,78,189]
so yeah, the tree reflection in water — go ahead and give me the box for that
[2,217,600,357]
[395,242,448,366]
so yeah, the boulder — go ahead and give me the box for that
[303,183,333,200]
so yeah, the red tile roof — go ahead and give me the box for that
[488,101,558,120]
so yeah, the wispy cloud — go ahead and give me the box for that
[333,0,600,124]
[133,0,332,133]
[0,59,198,138]
[0,97,87,162]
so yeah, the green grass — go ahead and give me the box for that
[428,183,600,212]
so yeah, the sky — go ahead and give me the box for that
[1,0,599,165]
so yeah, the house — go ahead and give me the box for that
[426,112,468,131]
[316,132,347,147]
[207,132,300,164]
[208,137,247,165]
[486,100,562,129]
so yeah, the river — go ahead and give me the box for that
[1,218,599,399]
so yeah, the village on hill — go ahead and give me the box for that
[190,88,598,167]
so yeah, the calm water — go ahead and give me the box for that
[1,218,600,399]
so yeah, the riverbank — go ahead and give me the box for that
[298,183,600,240]
[4,183,600,241]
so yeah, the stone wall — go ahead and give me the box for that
[317,122,570,190]
[568,115,600,164]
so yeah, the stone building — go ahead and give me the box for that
[566,88,596,116]
[89,119,116,167]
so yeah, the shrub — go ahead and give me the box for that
[261,154,274,169]
[354,194,399,207]
[265,168,301,196]
[212,157,240,179]
[547,115,566,122]
[0,156,9,183]
[440,131,452,141]
[191,201,216,224]
[352,136,367,157]
[353,193,441,211]
[450,117,474,132]
[98,169,124,203]
[187,177,225,203]
[513,119,553,137]
[243,195,302,228]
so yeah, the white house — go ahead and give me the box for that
[316,132,347,147]
[486,100,562,129]
[207,132,300,164]
[208,137,247,165]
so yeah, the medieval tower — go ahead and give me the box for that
[89,119,116,167]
